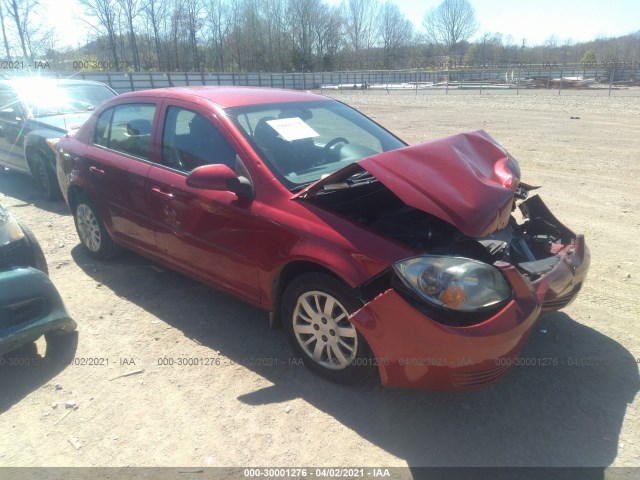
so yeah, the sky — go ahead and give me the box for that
[42,0,640,49]
[324,0,638,46]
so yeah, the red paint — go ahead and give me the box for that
[57,86,590,390]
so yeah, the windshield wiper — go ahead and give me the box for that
[290,183,313,192]
[348,170,374,183]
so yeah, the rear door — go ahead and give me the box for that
[83,101,159,251]
[146,100,261,303]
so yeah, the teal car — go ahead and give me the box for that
[0,204,76,356]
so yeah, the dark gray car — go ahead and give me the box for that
[0,78,116,199]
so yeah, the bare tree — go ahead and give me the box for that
[288,0,322,70]
[204,0,229,71]
[378,1,412,67]
[4,0,40,61]
[118,0,142,71]
[264,0,288,71]
[78,0,121,70]
[142,0,167,69]
[343,0,378,52]
[0,3,11,59]
[313,3,342,69]
[184,0,203,70]
[422,0,478,54]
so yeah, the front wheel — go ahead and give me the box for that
[30,151,61,200]
[73,192,120,259]
[282,273,374,385]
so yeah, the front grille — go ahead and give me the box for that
[451,362,511,388]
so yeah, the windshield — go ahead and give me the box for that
[19,82,115,118]
[227,100,405,189]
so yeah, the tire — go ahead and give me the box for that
[30,151,61,200]
[72,192,120,259]
[282,272,375,385]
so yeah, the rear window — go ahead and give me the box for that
[94,103,156,159]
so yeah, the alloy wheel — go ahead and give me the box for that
[76,203,102,252]
[292,290,358,370]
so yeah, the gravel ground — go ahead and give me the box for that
[326,87,640,115]
[0,89,639,473]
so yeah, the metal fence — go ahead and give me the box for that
[38,66,640,95]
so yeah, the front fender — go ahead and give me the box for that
[24,130,59,168]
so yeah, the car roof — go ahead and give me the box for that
[114,86,332,109]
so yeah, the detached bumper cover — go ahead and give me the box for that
[350,235,589,390]
[0,267,76,356]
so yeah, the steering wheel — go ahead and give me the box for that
[319,137,349,165]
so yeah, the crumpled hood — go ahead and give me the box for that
[295,130,521,238]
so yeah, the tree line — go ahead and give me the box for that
[1,0,638,73]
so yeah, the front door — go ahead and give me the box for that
[146,102,261,303]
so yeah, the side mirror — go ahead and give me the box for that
[186,164,253,198]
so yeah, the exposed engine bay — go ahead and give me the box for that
[310,178,576,280]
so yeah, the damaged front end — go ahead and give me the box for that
[346,193,589,390]
[295,131,589,389]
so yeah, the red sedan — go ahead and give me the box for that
[56,87,589,390]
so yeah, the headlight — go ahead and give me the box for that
[0,206,25,246]
[393,256,511,312]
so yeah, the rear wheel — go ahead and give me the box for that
[73,192,120,259]
[30,151,61,200]
[282,273,374,384]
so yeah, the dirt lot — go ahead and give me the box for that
[0,89,639,472]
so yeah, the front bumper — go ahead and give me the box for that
[0,267,76,357]
[350,234,589,390]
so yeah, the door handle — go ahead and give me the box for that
[89,165,105,175]
[151,187,173,199]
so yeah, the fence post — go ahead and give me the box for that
[446,68,449,95]
[517,64,521,95]
[129,73,134,91]
[559,65,563,95]
[480,63,484,95]
[608,66,615,97]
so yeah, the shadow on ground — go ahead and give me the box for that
[0,170,69,215]
[48,246,640,474]
[0,332,78,414]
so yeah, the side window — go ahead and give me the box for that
[94,103,156,160]
[94,107,113,147]
[161,106,236,173]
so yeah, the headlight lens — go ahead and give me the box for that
[0,206,25,246]
[394,255,511,312]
